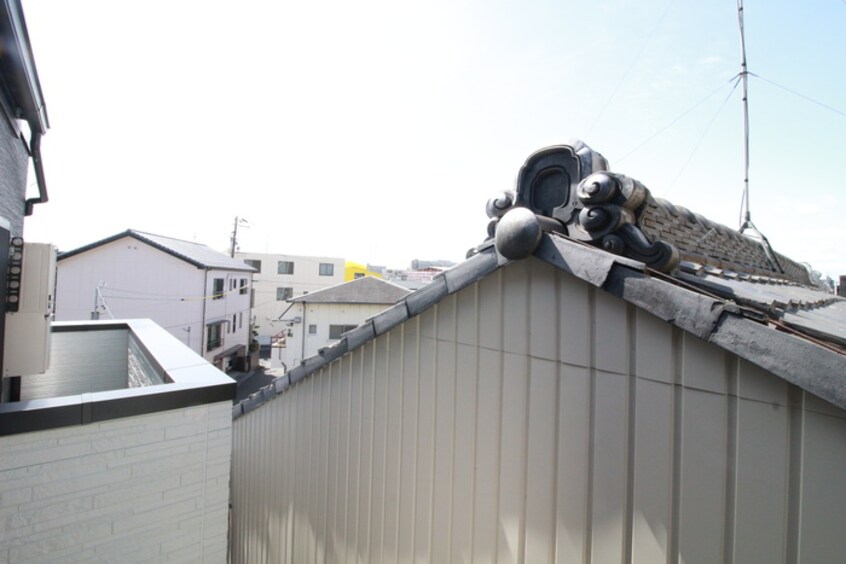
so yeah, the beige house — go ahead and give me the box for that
[230,142,846,563]
[276,276,411,369]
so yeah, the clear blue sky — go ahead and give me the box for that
[21,1,846,278]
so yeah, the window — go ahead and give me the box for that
[207,324,222,350]
[354,272,365,279]
[276,287,293,301]
[277,260,295,275]
[212,278,224,299]
[319,263,334,276]
[230,278,237,291]
[308,324,317,335]
[244,259,261,271]
[232,314,237,333]
[329,324,358,339]
[239,278,248,295]
[239,312,243,329]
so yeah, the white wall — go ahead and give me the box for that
[230,257,846,563]
[278,302,391,368]
[235,252,344,338]
[56,237,252,364]
[0,402,232,561]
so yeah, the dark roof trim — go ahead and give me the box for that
[0,0,48,133]
[58,230,256,272]
[233,232,846,419]
[710,315,846,409]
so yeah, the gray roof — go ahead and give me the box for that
[289,276,411,305]
[58,230,256,272]
[234,232,846,419]
[233,140,845,419]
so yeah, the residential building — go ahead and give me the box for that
[231,141,846,562]
[0,3,234,560]
[274,276,410,369]
[234,251,344,338]
[384,263,454,290]
[55,230,256,372]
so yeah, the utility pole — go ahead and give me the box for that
[230,217,248,257]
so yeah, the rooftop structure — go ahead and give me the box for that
[231,141,846,563]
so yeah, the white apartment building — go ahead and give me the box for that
[234,251,345,338]
[56,230,256,371]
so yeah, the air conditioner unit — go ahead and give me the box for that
[4,242,56,377]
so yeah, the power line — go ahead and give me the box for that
[584,0,675,140]
[615,78,736,164]
[750,72,846,119]
[661,77,740,196]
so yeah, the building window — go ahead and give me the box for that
[244,259,261,271]
[276,287,293,301]
[308,324,317,335]
[232,314,237,333]
[319,263,334,276]
[212,278,224,299]
[277,260,295,275]
[354,272,365,279]
[207,324,222,350]
[329,324,357,339]
[239,278,248,295]
[239,312,243,329]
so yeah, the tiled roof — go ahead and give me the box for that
[233,141,845,419]
[289,276,410,305]
[59,230,256,272]
[641,199,811,284]
[234,233,846,419]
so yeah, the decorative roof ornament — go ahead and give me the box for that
[484,140,813,285]
[486,140,679,272]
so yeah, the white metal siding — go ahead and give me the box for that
[231,258,846,563]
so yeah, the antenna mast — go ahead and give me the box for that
[734,0,783,273]
[737,0,752,232]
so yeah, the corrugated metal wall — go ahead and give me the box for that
[231,258,846,563]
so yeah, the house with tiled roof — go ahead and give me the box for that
[56,229,257,371]
[275,275,411,369]
[230,141,846,563]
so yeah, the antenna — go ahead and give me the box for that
[735,0,783,273]
[737,0,751,231]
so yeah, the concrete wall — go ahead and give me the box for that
[0,401,232,561]
[56,237,252,363]
[230,257,846,563]
[236,252,345,337]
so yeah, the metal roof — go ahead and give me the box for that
[58,230,257,272]
[234,231,846,418]
[289,276,411,305]
[233,140,845,418]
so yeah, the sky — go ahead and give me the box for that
[20,0,846,279]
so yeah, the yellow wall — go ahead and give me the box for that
[344,261,382,281]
